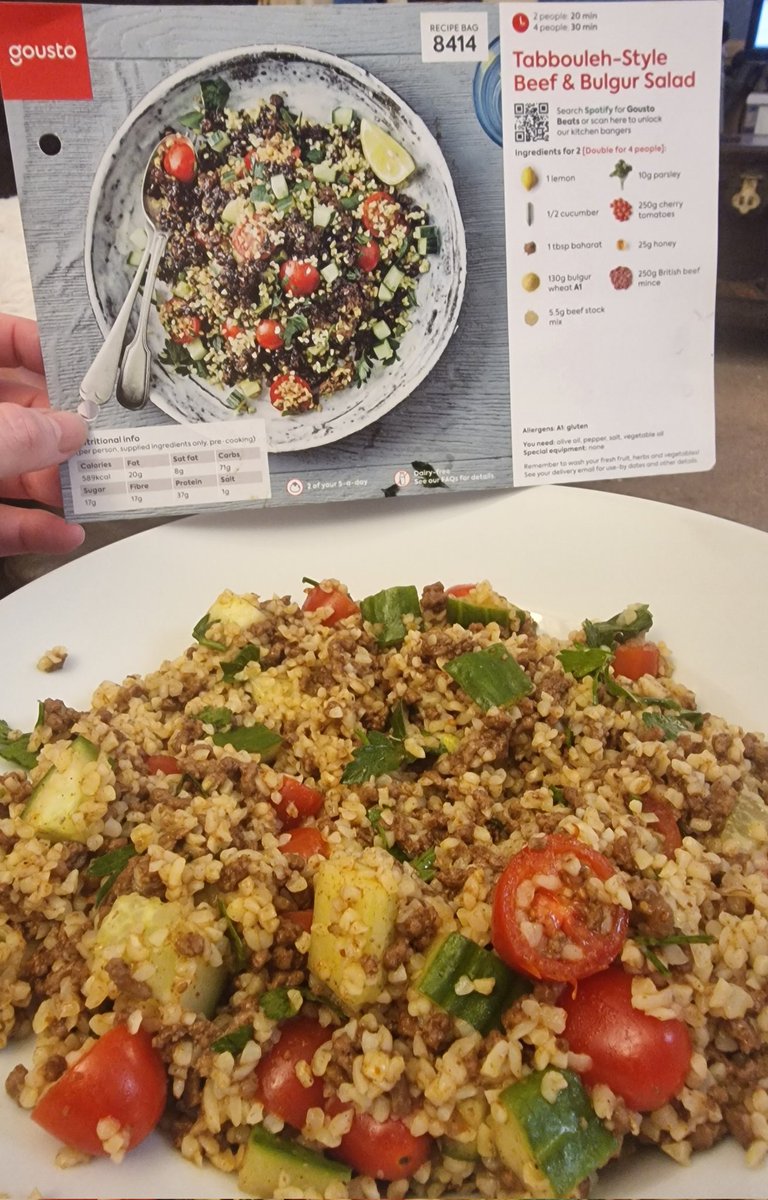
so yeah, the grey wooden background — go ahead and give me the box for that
[6,3,513,515]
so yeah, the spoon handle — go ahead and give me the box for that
[115,228,167,412]
[79,236,152,407]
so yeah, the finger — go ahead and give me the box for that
[0,378,48,409]
[0,405,87,479]
[0,504,85,557]
[0,314,45,374]
[0,465,63,509]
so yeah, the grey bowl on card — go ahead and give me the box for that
[84,44,467,452]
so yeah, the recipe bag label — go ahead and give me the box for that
[499,0,722,485]
[1,1,722,520]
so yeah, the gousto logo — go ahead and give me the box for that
[8,41,78,67]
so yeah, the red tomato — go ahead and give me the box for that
[277,777,324,827]
[356,241,380,273]
[279,259,321,297]
[255,319,284,350]
[612,641,660,681]
[231,214,273,263]
[162,137,196,184]
[361,192,401,239]
[145,754,180,775]
[222,319,242,339]
[492,834,628,983]
[332,1106,432,1181]
[256,1018,330,1129]
[243,149,257,175]
[284,909,314,931]
[291,145,302,160]
[640,795,682,856]
[445,584,475,597]
[31,1027,166,1156]
[303,585,359,626]
[282,827,329,860]
[269,373,315,414]
[560,967,692,1112]
[170,314,200,345]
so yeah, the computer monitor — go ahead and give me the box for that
[746,0,768,60]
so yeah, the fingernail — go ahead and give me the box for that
[49,410,89,456]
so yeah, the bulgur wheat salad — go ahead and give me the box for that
[137,76,437,415]
[3,579,768,1198]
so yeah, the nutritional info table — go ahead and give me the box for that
[68,421,271,517]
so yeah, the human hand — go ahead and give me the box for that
[0,314,88,557]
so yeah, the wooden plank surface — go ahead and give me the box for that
[6,3,513,512]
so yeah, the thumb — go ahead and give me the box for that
[0,406,87,481]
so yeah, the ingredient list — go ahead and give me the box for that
[499,0,722,485]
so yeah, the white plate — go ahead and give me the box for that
[84,44,466,452]
[2,485,767,1199]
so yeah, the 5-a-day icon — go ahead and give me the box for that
[512,12,530,33]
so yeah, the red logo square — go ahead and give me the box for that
[0,3,92,101]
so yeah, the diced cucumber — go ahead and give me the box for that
[205,131,231,154]
[270,173,289,200]
[126,248,144,269]
[233,379,262,401]
[416,237,427,256]
[320,261,340,284]
[415,224,441,253]
[373,339,393,362]
[371,319,392,341]
[442,1136,479,1163]
[93,893,228,1016]
[186,337,207,362]
[23,736,100,843]
[239,1126,351,1199]
[332,106,354,128]
[381,265,404,293]
[418,932,529,1035]
[494,1070,617,1199]
[312,161,338,184]
[172,280,194,300]
[446,596,513,632]
[309,849,400,1010]
[441,1096,488,1162]
[222,196,250,225]
[313,202,334,229]
[129,227,148,249]
[377,282,394,303]
[274,195,294,213]
[208,589,264,630]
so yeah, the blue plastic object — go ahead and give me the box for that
[473,36,503,147]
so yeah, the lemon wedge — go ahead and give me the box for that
[360,118,415,186]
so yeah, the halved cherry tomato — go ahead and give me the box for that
[269,373,314,413]
[243,149,257,175]
[279,259,321,297]
[145,754,180,775]
[255,318,284,350]
[256,1017,330,1129]
[445,584,475,597]
[291,145,302,160]
[282,827,329,860]
[492,833,628,982]
[170,314,200,345]
[32,1027,166,1157]
[231,213,273,263]
[303,585,359,626]
[277,777,324,827]
[612,641,660,681]
[330,1104,432,1181]
[284,908,314,931]
[222,318,242,339]
[362,191,401,239]
[356,241,380,273]
[162,137,196,184]
[560,967,692,1112]
[640,795,682,856]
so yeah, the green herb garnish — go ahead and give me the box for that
[0,719,38,770]
[212,724,283,759]
[635,932,715,976]
[342,730,409,785]
[411,847,436,882]
[192,612,226,652]
[359,586,421,648]
[389,700,409,742]
[198,706,233,731]
[641,710,704,740]
[583,604,653,650]
[87,844,137,908]
[221,645,260,682]
[211,1023,253,1055]
[200,77,231,113]
[218,898,248,971]
[340,192,363,210]
[306,146,325,164]
[260,987,300,1021]
[178,110,203,130]
[444,644,533,712]
[551,786,568,806]
[282,313,309,348]
[557,646,612,681]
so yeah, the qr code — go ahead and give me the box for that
[513,102,549,144]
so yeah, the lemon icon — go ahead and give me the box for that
[360,118,416,186]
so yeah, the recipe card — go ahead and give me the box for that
[0,1,723,520]
[499,0,723,485]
